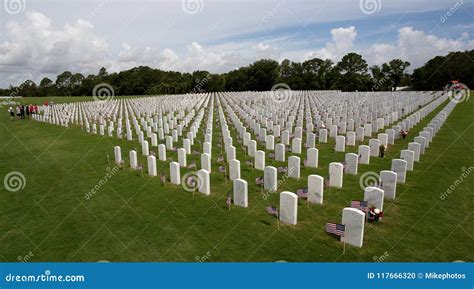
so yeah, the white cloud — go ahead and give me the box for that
[305,26,357,62]
[365,27,474,68]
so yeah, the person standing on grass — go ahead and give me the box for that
[379,145,385,158]
[25,105,30,119]
[16,106,21,119]
[8,106,14,120]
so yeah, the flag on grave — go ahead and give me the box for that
[351,200,369,212]
[277,167,287,173]
[296,188,308,199]
[225,190,232,206]
[187,161,197,169]
[324,175,330,187]
[217,156,224,163]
[255,176,264,185]
[160,172,166,184]
[325,222,345,237]
[218,166,226,173]
[266,206,278,217]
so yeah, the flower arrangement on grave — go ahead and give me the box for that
[367,207,384,223]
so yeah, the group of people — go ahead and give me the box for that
[8,104,39,120]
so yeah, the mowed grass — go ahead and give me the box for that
[0,94,472,262]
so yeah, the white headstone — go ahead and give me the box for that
[364,187,384,211]
[408,142,421,162]
[288,156,300,179]
[170,162,181,185]
[275,143,285,162]
[129,150,137,169]
[335,136,346,152]
[114,146,122,163]
[380,170,397,200]
[292,138,302,154]
[142,140,149,156]
[308,175,324,204]
[178,148,187,167]
[391,159,407,184]
[201,153,211,172]
[329,162,343,188]
[198,169,210,195]
[147,155,157,177]
[229,159,240,180]
[369,139,380,157]
[306,148,319,168]
[158,144,166,161]
[264,166,278,191]
[233,179,248,208]
[255,150,265,170]
[358,145,370,165]
[345,153,358,175]
[341,208,365,248]
[400,150,415,171]
[279,191,298,225]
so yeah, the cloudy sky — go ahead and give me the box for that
[0,0,473,87]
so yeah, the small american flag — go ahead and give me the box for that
[325,222,345,237]
[277,167,287,173]
[266,206,278,217]
[296,188,308,199]
[226,190,232,206]
[218,166,226,173]
[351,200,369,212]
[324,176,330,187]
[217,156,224,163]
[303,159,308,167]
[160,173,166,184]
[187,161,197,169]
[255,176,264,185]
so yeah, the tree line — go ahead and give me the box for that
[1,50,472,97]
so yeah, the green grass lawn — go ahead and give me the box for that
[0,94,472,262]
